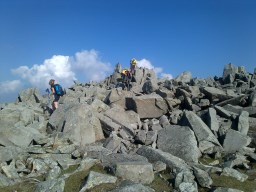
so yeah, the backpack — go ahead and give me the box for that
[54,84,64,96]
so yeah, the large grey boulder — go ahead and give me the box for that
[175,71,192,84]
[35,178,65,192]
[126,94,168,119]
[223,129,251,153]
[104,106,141,134]
[221,167,248,182]
[18,87,43,104]
[104,88,134,109]
[0,122,45,148]
[157,125,201,163]
[237,111,249,135]
[115,161,154,184]
[109,182,155,192]
[223,63,238,84]
[136,146,190,173]
[79,171,117,192]
[180,111,222,153]
[51,104,104,147]
[201,87,233,102]
[214,187,244,192]
[205,108,219,132]
[249,90,256,107]
[193,166,212,188]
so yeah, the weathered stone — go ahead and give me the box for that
[90,98,110,113]
[61,104,104,147]
[0,146,23,163]
[193,166,212,188]
[201,87,233,102]
[45,165,61,180]
[179,182,198,192]
[198,99,210,108]
[156,88,175,98]
[104,106,141,134]
[214,105,232,119]
[237,111,249,135]
[153,161,166,173]
[79,171,117,192]
[165,98,181,108]
[223,153,250,169]
[35,178,65,192]
[145,131,158,146]
[136,146,190,173]
[157,125,201,163]
[159,115,170,127]
[206,108,219,132]
[180,111,221,147]
[213,187,244,192]
[1,161,19,179]
[223,63,238,84]
[126,94,168,119]
[175,71,192,84]
[115,161,154,184]
[223,129,251,153]
[135,130,147,144]
[97,113,121,136]
[221,167,248,182]
[248,117,256,147]
[175,169,195,188]
[249,90,256,107]
[103,133,122,153]
[109,181,155,192]
[169,110,183,124]
[142,79,159,94]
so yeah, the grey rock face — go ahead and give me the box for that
[136,146,190,173]
[193,166,212,188]
[214,187,244,192]
[237,111,249,135]
[35,178,65,192]
[180,111,221,147]
[223,63,238,84]
[221,167,248,182]
[115,161,154,184]
[109,182,155,192]
[175,71,192,84]
[127,94,168,119]
[157,125,201,163]
[79,171,117,192]
[206,108,219,132]
[223,129,251,153]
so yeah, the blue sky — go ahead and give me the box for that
[0,0,255,102]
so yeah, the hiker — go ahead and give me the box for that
[49,79,64,110]
[121,69,132,90]
[130,58,137,76]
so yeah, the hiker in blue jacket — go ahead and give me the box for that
[49,79,63,110]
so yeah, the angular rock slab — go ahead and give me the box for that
[126,94,168,119]
[79,171,117,192]
[35,178,65,192]
[136,146,190,173]
[109,182,155,192]
[115,161,154,184]
[157,125,201,163]
[181,111,221,149]
[223,129,251,153]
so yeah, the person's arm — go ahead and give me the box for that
[51,86,55,96]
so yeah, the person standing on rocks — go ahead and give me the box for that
[130,58,137,76]
[49,79,64,110]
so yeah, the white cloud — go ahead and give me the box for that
[11,50,112,90]
[0,80,22,94]
[73,49,112,82]
[137,58,173,79]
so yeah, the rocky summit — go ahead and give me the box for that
[0,63,256,192]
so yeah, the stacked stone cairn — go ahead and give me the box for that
[0,63,256,192]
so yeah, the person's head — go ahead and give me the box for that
[49,79,55,86]
[130,58,137,65]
